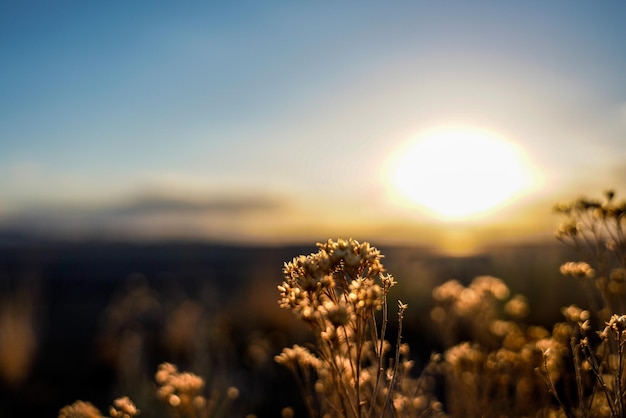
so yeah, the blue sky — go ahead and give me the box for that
[1,1,626,250]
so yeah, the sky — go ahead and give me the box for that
[1,1,626,252]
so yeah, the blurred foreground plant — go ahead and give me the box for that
[58,363,242,418]
[555,190,626,317]
[431,276,556,417]
[541,190,626,417]
[58,397,139,418]
[276,238,444,417]
[431,190,626,417]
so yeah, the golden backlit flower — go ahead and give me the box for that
[560,261,595,279]
[58,401,102,418]
[109,396,140,418]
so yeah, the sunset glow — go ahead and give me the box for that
[385,128,541,222]
[1,2,625,249]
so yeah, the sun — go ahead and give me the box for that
[384,127,541,221]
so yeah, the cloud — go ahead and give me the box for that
[0,192,287,241]
[107,194,282,217]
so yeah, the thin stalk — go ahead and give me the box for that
[618,333,625,417]
[369,292,389,418]
[586,342,618,418]
[570,339,586,415]
[537,358,574,418]
[325,350,359,418]
[354,316,362,417]
[381,302,406,418]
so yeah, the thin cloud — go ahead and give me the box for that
[0,193,287,240]
[107,194,283,216]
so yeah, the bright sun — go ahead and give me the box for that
[384,127,541,221]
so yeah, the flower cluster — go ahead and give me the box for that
[155,362,206,413]
[561,304,590,323]
[59,362,243,418]
[430,275,574,416]
[278,239,388,357]
[58,398,139,418]
[555,191,626,314]
[58,401,102,418]
[431,276,528,349]
[544,191,626,416]
[279,238,384,318]
[276,239,444,417]
[600,314,626,340]
[274,344,322,370]
[109,397,140,418]
[560,261,595,279]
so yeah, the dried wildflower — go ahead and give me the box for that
[276,240,442,418]
[58,401,102,418]
[473,275,510,300]
[168,395,181,407]
[275,344,322,369]
[432,279,464,302]
[155,362,206,414]
[559,261,595,279]
[279,239,386,332]
[606,314,626,332]
[155,362,177,384]
[561,305,590,323]
[109,396,139,418]
[505,294,530,318]
[536,338,566,383]
[580,320,591,332]
[381,273,397,291]
[556,221,578,238]
[445,342,484,371]
[349,278,383,313]
[323,301,350,327]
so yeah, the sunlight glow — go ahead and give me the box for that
[384,127,541,222]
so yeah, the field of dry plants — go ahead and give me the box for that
[2,191,626,417]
